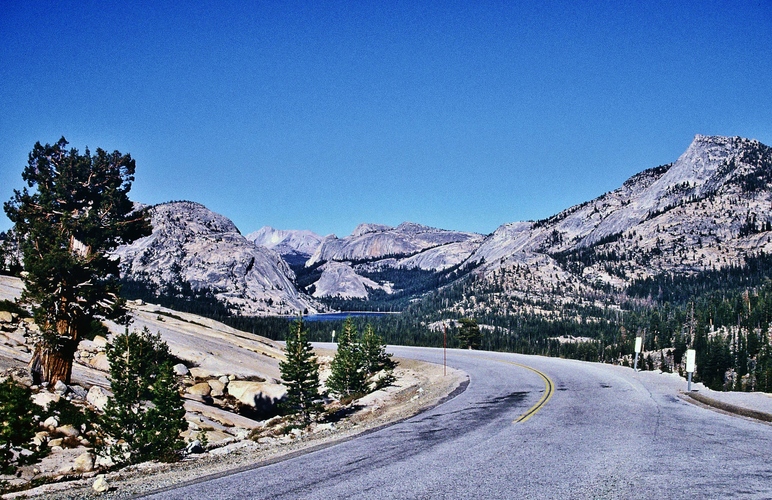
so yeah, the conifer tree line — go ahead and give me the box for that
[271,272,772,393]
[279,318,396,426]
[326,319,396,398]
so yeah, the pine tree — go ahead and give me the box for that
[457,318,482,350]
[99,328,186,465]
[360,324,396,389]
[327,318,367,400]
[0,378,46,475]
[279,319,323,426]
[4,138,150,386]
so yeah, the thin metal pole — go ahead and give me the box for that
[443,324,447,376]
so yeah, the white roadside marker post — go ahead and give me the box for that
[685,349,696,392]
[331,330,335,343]
[634,336,642,371]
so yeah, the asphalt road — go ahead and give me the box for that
[143,347,772,499]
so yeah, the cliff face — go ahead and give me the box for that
[114,202,321,316]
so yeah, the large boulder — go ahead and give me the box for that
[59,451,95,474]
[227,381,286,416]
[186,382,212,397]
[207,379,226,397]
[74,452,94,472]
[89,352,110,372]
[86,386,109,411]
[69,385,88,399]
[173,363,190,376]
[93,475,109,492]
[56,424,80,438]
[43,416,59,430]
[32,391,60,410]
[53,380,69,395]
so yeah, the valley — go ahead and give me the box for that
[67,134,772,393]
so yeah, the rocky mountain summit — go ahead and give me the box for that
[246,226,324,267]
[305,222,484,299]
[307,222,482,267]
[113,201,321,316]
[452,135,772,317]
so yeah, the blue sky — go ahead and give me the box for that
[2,1,770,237]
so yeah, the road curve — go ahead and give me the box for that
[143,347,772,499]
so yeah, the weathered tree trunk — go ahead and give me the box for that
[29,338,78,386]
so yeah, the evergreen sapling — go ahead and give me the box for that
[279,319,323,427]
[327,318,367,400]
[99,328,186,466]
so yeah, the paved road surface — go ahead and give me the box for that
[143,347,772,499]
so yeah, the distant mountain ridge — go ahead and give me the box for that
[304,222,484,299]
[246,227,324,267]
[307,222,483,266]
[109,134,772,318]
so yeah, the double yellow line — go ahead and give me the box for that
[483,357,555,423]
[511,362,554,423]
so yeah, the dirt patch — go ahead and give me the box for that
[6,358,467,499]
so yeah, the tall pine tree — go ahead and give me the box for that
[279,319,323,426]
[457,318,482,350]
[4,138,150,385]
[360,323,396,389]
[327,318,367,399]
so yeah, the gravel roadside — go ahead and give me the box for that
[4,358,467,500]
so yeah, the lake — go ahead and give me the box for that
[302,311,396,322]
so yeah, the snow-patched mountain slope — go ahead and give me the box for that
[114,202,321,316]
[454,135,772,317]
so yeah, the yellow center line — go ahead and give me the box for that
[482,357,555,423]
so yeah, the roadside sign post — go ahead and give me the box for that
[686,349,696,392]
[331,330,335,343]
[633,337,642,371]
[443,323,447,376]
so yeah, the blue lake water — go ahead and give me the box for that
[302,312,395,322]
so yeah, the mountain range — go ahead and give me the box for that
[113,135,772,318]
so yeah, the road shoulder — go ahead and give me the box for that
[6,358,467,500]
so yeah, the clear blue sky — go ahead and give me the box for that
[2,1,770,237]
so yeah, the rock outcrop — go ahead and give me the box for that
[454,135,772,316]
[114,201,321,316]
